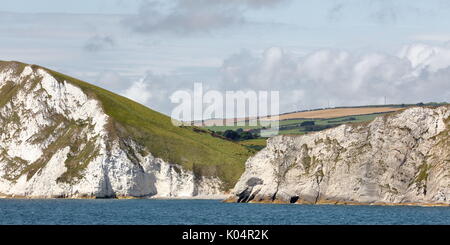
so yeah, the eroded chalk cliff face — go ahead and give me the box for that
[0,62,223,198]
[230,106,450,205]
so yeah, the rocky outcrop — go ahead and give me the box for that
[229,106,450,205]
[0,62,224,198]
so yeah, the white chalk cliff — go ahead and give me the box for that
[0,62,224,198]
[231,106,450,205]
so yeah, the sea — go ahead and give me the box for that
[0,199,449,225]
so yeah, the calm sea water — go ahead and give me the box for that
[0,199,449,225]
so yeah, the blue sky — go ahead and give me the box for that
[2,0,450,115]
[0,0,140,14]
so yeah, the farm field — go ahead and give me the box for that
[201,103,447,150]
[229,114,388,150]
[203,107,401,134]
[266,106,403,121]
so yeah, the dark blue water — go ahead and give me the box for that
[0,199,449,225]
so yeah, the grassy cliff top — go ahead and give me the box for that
[0,61,254,189]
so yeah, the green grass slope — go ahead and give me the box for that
[0,61,254,190]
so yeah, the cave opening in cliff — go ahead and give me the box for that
[290,196,299,203]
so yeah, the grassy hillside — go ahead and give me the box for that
[0,61,254,190]
[239,139,267,151]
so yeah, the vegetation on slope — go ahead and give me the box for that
[5,62,254,190]
[239,139,267,151]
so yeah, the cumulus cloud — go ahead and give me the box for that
[122,0,288,35]
[95,71,128,92]
[219,44,450,111]
[121,43,450,116]
[121,72,194,113]
[83,34,115,52]
[220,44,450,111]
[398,44,450,73]
[122,79,153,105]
[220,47,297,91]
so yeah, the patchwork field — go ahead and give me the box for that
[266,106,403,120]
[199,103,446,151]
[203,106,404,133]
[199,106,403,127]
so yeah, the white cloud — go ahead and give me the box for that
[120,71,197,114]
[120,43,450,116]
[399,43,450,73]
[122,79,152,105]
[95,71,128,92]
[219,44,450,111]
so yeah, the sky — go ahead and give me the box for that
[2,0,450,118]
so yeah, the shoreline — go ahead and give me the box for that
[223,197,450,207]
[1,194,449,207]
[0,194,229,200]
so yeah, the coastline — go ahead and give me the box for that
[222,197,450,207]
[0,193,229,200]
[2,194,449,207]
[147,194,229,200]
